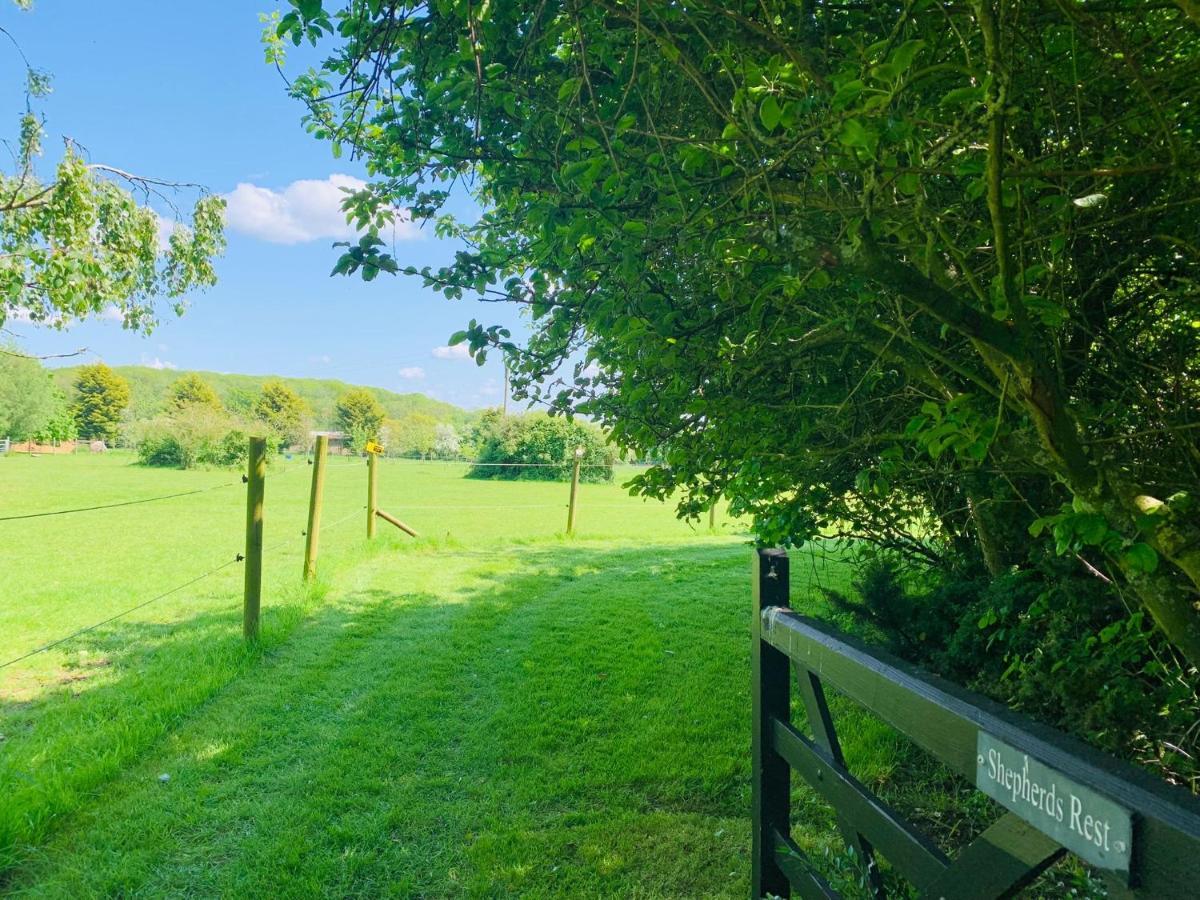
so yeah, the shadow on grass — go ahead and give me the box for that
[2,540,765,897]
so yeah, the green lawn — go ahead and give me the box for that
[0,452,1105,897]
[2,453,831,896]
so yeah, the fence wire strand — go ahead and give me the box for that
[0,480,243,523]
[0,555,242,670]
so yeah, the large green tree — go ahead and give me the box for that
[253,379,311,447]
[278,3,1200,664]
[0,348,57,439]
[168,373,222,413]
[335,387,385,451]
[71,362,130,442]
[0,1,224,333]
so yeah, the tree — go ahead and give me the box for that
[0,2,224,334]
[381,412,438,458]
[467,414,613,482]
[168,373,222,413]
[0,348,56,439]
[279,2,1200,667]
[34,388,77,443]
[434,423,461,459]
[253,379,310,447]
[334,387,384,452]
[70,362,130,443]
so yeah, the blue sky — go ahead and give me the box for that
[1,0,521,409]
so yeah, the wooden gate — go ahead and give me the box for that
[751,548,1200,899]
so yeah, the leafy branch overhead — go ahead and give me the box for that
[279,2,1200,666]
[0,2,225,334]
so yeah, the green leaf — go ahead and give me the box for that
[889,39,925,74]
[1122,542,1159,573]
[941,85,984,107]
[839,118,873,150]
[557,77,582,102]
[831,80,864,110]
[1028,517,1052,538]
[759,95,783,133]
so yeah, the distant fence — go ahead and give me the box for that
[3,439,80,454]
[751,547,1200,899]
[1,442,687,670]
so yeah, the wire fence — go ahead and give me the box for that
[0,450,714,674]
[0,481,243,522]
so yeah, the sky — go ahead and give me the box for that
[1,0,521,409]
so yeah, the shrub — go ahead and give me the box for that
[134,403,258,469]
[467,413,613,482]
[826,553,1200,787]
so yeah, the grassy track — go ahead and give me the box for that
[0,452,876,895]
[1,453,1100,897]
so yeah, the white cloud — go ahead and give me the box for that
[155,214,180,250]
[432,344,472,361]
[222,174,419,245]
[308,354,332,365]
[398,366,426,380]
[98,305,124,322]
[141,355,177,370]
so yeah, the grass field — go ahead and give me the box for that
[0,452,1108,897]
[1,451,851,896]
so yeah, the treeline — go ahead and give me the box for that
[0,355,477,468]
[340,393,614,481]
[50,365,470,430]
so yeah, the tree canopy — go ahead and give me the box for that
[335,387,386,451]
[168,373,223,413]
[71,362,130,443]
[0,0,224,334]
[253,379,311,447]
[0,348,58,440]
[278,2,1200,665]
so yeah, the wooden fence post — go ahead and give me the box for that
[753,547,791,898]
[566,447,583,535]
[303,434,328,581]
[243,436,267,641]
[367,450,378,539]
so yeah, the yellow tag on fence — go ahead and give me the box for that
[365,440,385,455]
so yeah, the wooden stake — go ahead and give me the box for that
[303,434,328,581]
[566,452,582,535]
[243,436,267,641]
[367,450,378,539]
[376,508,418,537]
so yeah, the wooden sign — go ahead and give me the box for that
[364,440,384,455]
[976,732,1133,875]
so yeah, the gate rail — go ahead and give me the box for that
[752,548,1200,899]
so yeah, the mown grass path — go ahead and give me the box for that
[5,539,852,897]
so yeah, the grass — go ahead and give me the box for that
[0,452,1089,896]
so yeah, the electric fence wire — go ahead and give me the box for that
[0,554,243,671]
[0,501,372,672]
[0,480,242,522]
[0,457,671,669]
